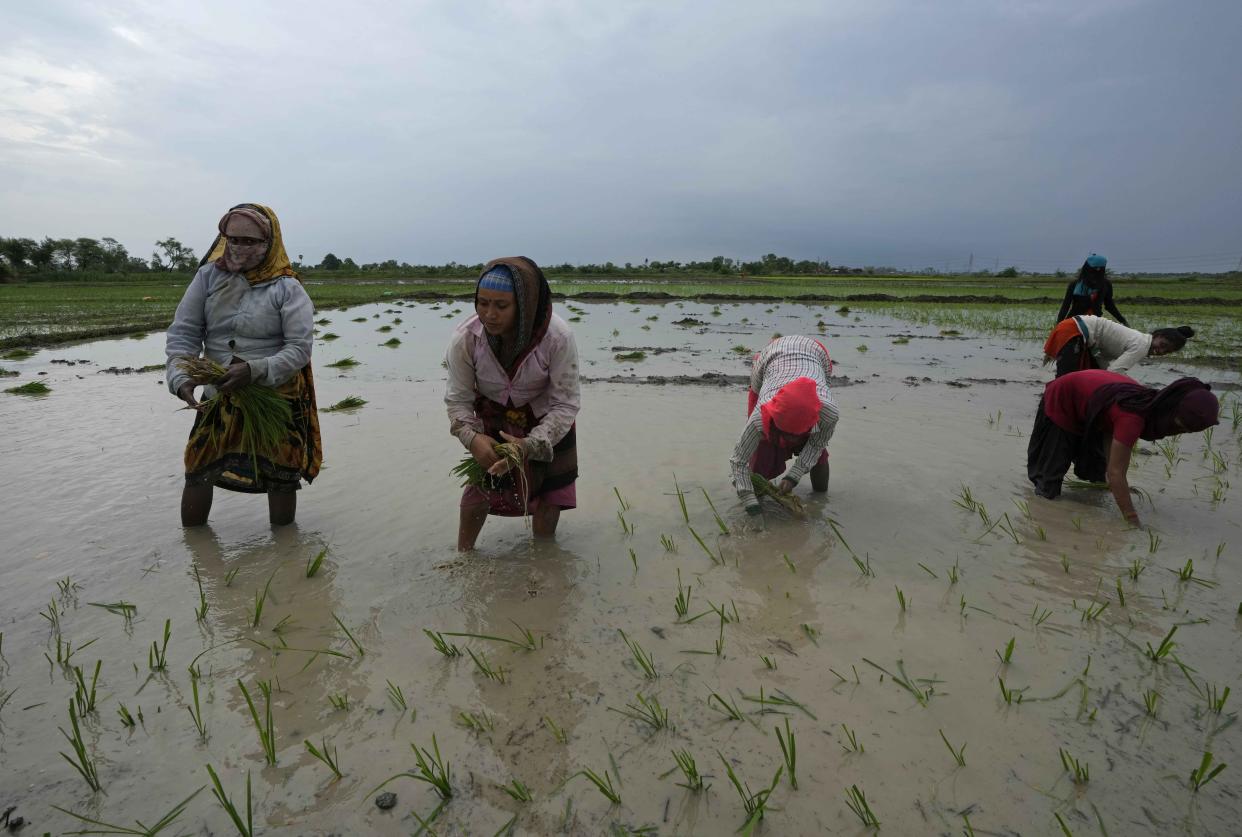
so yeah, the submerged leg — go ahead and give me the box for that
[268,491,297,526]
[458,502,489,551]
[181,484,214,527]
[810,460,830,492]
[532,504,562,538]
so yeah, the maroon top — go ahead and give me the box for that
[1043,369,1145,446]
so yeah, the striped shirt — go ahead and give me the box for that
[730,336,839,508]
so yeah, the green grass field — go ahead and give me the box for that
[2,272,1239,350]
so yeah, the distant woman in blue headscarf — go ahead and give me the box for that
[1056,253,1127,325]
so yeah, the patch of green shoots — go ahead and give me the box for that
[206,765,253,837]
[996,637,1015,665]
[544,715,568,744]
[841,724,864,753]
[72,660,101,714]
[325,356,360,368]
[467,648,509,684]
[251,572,275,629]
[719,753,782,832]
[1059,747,1089,784]
[116,702,137,727]
[58,700,101,791]
[669,749,706,791]
[324,396,367,412]
[305,736,343,781]
[701,488,729,535]
[761,655,777,670]
[895,586,908,612]
[424,628,461,657]
[844,784,880,828]
[998,677,1024,705]
[619,629,658,679]
[673,569,692,620]
[614,351,646,361]
[775,717,798,789]
[6,381,51,395]
[457,709,494,734]
[1145,625,1178,662]
[1143,689,1159,716]
[381,337,401,347]
[579,766,622,805]
[709,691,745,721]
[148,619,171,670]
[500,777,533,802]
[609,693,670,731]
[305,547,328,577]
[238,679,276,765]
[660,534,676,552]
[1189,751,1227,791]
[687,525,722,564]
[386,679,408,712]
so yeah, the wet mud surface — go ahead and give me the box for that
[1,300,1239,835]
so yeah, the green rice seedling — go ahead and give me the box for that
[917,562,938,578]
[826,517,856,556]
[206,765,252,837]
[1216,541,1226,559]
[1060,553,1071,573]
[997,513,1021,544]
[320,332,339,340]
[672,473,690,523]
[6,381,51,395]
[238,679,277,765]
[1031,605,1053,627]
[1145,625,1178,662]
[843,784,880,828]
[193,567,209,621]
[332,612,365,657]
[48,635,98,668]
[117,702,137,727]
[325,356,360,368]
[377,324,393,332]
[801,623,819,645]
[56,575,80,596]
[718,753,781,832]
[1079,599,1109,622]
[609,693,670,731]
[701,488,729,535]
[841,724,864,753]
[187,675,207,738]
[381,337,401,347]
[687,525,722,564]
[424,628,461,657]
[750,473,806,516]
[669,749,707,791]
[251,571,275,629]
[1189,751,1227,791]
[1013,498,1031,520]
[895,586,908,612]
[856,344,868,352]
[1071,515,1083,531]
[1059,748,1089,784]
[72,660,101,714]
[761,655,777,670]
[996,637,1015,665]
[782,553,797,574]
[224,567,239,586]
[862,658,930,707]
[939,729,966,767]
[148,619,171,670]
[579,766,622,805]
[775,717,798,789]
[673,569,692,620]
[328,692,349,711]
[40,599,61,633]
[660,533,676,552]
[1205,683,1230,714]
[1115,578,1126,607]
[324,395,367,412]
[709,691,745,721]
[305,548,327,577]
[315,318,332,325]
[629,548,638,570]
[619,629,658,678]
[457,709,494,734]
[500,777,533,802]
[544,715,568,743]
[851,554,875,577]
[1148,530,1162,553]
[59,700,101,791]
[954,484,977,512]
[1,347,36,360]
[304,736,343,781]
[53,786,204,836]
[1143,689,1159,716]
[741,687,818,719]
[467,648,509,684]
[1054,812,1073,836]
[614,350,646,361]
[892,335,909,344]
[350,316,368,322]
[947,560,960,584]
[443,620,540,651]
[386,679,408,711]
[613,486,631,512]
[998,677,1023,705]
[1035,524,1047,541]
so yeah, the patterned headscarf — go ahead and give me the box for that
[203,204,299,286]
[475,257,552,375]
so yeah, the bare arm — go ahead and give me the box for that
[1105,435,1140,525]
[1103,282,1128,326]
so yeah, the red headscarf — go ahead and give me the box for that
[760,377,821,437]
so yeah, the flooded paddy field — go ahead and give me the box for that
[1,299,1240,835]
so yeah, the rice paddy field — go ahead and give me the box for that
[1,294,1240,835]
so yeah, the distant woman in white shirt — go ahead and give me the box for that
[1043,316,1193,378]
[165,204,322,527]
[445,257,580,550]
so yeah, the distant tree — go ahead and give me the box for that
[0,237,36,272]
[998,266,1019,278]
[31,238,57,271]
[151,237,197,271]
[319,253,342,270]
[73,237,105,271]
[1054,269,1067,278]
[99,237,130,272]
[341,257,358,271]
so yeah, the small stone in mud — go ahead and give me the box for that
[375,791,397,810]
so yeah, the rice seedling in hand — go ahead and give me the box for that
[238,679,277,765]
[500,777,533,802]
[59,700,101,791]
[844,784,880,828]
[775,717,798,789]
[332,612,365,657]
[840,724,864,753]
[1189,751,1227,791]
[305,736,343,781]
[5,381,51,395]
[1059,748,1089,784]
[619,629,657,679]
[424,629,461,657]
[187,675,208,739]
[668,749,707,791]
[53,786,204,836]
[579,766,622,805]
[1145,625,1178,662]
[750,473,806,517]
[939,729,966,767]
[206,765,253,837]
[718,753,782,833]
[148,619,171,670]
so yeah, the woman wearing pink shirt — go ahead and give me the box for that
[445,258,580,550]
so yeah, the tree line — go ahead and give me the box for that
[0,236,198,277]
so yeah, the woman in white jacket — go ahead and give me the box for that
[1043,316,1192,378]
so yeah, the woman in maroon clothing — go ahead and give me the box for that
[1027,369,1219,525]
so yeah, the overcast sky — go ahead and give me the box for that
[2,0,1239,272]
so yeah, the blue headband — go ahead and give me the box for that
[478,265,515,292]
[1085,253,1107,268]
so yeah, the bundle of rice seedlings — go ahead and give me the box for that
[6,381,51,396]
[324,396,367,412]
[176,357,292,474]
[451,442,530,521]
[751,473,806,517]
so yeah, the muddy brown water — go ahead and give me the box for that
[1,300,1239,835]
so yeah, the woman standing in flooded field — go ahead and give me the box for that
[165,204,322,526]
[730,335,839,517]
[1042,316,1194,377]
[1027,369,1218,526]
[445,257,580,550]
[1055,253,1128,325]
